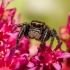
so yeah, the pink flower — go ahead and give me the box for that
[0,0,30,70]
[27,42,70,70]
[0,34,29,69]
[29,44,50,57]
[4,46,29,70]
[0,0,16,29]
[0,29,29,69]
[59,13,70,41]
[7,32,30,52]
[3,35,70,70]
[18,35,30,53]
[0,30,10,51]
[59,13,70,50]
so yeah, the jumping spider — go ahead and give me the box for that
[13,20,60,51]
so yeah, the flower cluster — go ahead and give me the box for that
[0,0,29,70]
[0,0,70,70]
[59,13,70,70]
[59,13,70,49]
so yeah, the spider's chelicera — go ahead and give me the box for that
[13,20,60,51]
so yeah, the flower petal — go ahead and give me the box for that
[16,14,21,24]
[27,61,35,68]
[14,57,28,69]
[55,50,64,57]
[1,0,4,8]
[20,53,29,57]
[57,52,70,58]
[34,56,40,61]
[9,8,16,18]
[29,67,37,70]
[6,33,17,47]
[14,62,20,70]
[39,66,43,70]
[10,46,16,55]
[29,44,38,57]
[6,8,16,19]
[0,21,4,29]
[4,46,16,61]
[52,63,61,70]
[66,39,70,49]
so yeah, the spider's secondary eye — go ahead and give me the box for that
[37,24,41,28]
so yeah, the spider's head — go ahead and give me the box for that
[31,20,45,28]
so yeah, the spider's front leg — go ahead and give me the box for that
[12,24,23,32]
[16,24,27,49]
[39,29,49,51]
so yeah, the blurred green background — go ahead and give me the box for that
[8,0,70,50]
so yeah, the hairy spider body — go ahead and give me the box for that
[13,20,60,50]
[28,28,41,40]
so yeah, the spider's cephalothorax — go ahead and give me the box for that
[13,20,60,50]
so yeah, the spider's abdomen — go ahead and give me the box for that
[28,28,41,40]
